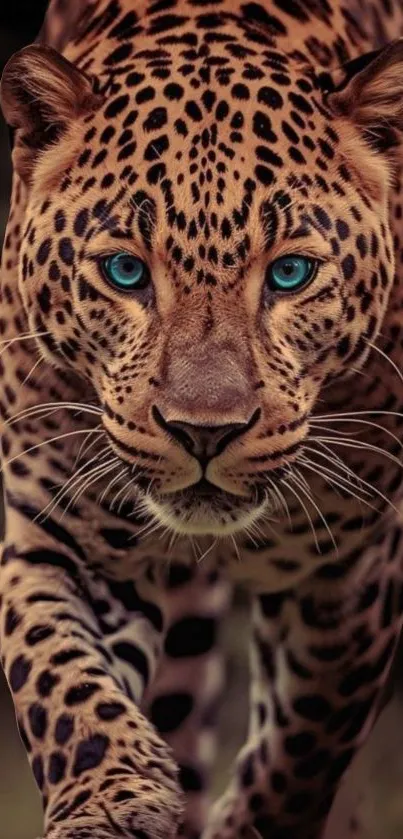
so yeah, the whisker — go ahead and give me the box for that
[38,462,115,523]
[73,425,104,468]
[248,506,276,538]
[197,538,218,564]
[113,478,136,514]
[118,486,136,514]
[0,331,51,356]
[293,465,338,530]
[299,457,378,514]
[267,478,292,526]
[314,409,403,421]
[242,525,260,548]
[2,428,105,469]
[285,469,338,553]
[6,400,102,426]
[306,445,401,516]
[292,465,311,494]
[189,537,200,563]
[62,461,120,519]
[21,354,45,386]
[166,528,179,555]
[230,534,241,562]
[303,444,368,488]
[310,417,403,449]
[36,449,115,520]
[98,467,128,506]
[158,522,175,543]
[308,439,363,481]
[280,476,322,554]
[312,436,403,468]
[110,469,133,511]
[133,515,161,542]
[299,454,372,499]
[309,423,362,437]
[367,339,403,386]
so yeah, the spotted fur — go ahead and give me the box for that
[1,1,403,838]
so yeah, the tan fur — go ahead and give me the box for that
[1,3,403,839]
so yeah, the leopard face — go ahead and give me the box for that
[2,22,401,537]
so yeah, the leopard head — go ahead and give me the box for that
[2,34,403,536]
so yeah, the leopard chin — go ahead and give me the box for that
[142,489,270,537]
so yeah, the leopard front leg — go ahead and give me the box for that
[0,541,183,839]
[203,541,402,839]
[143,563,232,839]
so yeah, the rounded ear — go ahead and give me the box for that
[0,44,102,181]
[322,39,403,153]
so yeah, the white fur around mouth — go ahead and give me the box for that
[142,492,270,537]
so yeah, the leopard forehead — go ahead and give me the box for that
[29,50,379,293]
[52,81,328,280]
[25,1,390,297]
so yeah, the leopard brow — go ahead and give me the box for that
[87,192,158,247]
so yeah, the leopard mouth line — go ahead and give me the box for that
[107,438,279,535]
[164,477,252,502]
[142,479,270,537]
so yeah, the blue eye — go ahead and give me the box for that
[267,255,316,292]
[101,253,150,291]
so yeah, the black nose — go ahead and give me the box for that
[152,406,260,465]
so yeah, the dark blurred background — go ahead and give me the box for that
[0,2,48,225]
[1,4,403,838]
[0,8,48,838]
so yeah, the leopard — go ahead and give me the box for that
[2,0,403,838]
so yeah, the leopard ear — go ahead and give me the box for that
[323,39,403,153]
[0,44,102,182]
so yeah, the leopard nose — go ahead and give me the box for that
[152,405,261,464]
